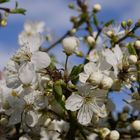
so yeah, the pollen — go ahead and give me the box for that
[11,90,18,97]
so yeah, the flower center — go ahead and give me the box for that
[84,96,92,104]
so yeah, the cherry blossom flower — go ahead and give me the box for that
[65,84,107,125]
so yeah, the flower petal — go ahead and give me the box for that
[113,45,123,62]
[19,62,36,85]
[79,72,89,83]
[103,49,117,66]
[77,104,93,125]
[65,93,83,111]
[5,73,21,88]
[25,111,39,127]
[31,51,51,70]
[84,62,97,74]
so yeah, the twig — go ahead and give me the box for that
[41,31,70,52]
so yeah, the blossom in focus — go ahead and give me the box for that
[65,84,107,125]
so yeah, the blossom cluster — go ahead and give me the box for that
[0,2,140,140]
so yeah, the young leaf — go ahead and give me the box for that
[69,64,84,84]
[127,43,137,55]
[10,8,26,15]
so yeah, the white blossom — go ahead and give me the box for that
[65,84,107,125]
[103,45,123,77]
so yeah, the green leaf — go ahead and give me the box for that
[93,13,98,27]
[69,64,84,84]
[53,81,65,109]
[0,0,10,4]
[127,43,137,55]
[104,19,114,27]
[10,8,26,15]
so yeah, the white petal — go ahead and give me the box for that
[5,60,19,72]
[84,62,97,74]
[19,63,36,85]
[113,45,123,62]
[103,49,118,66]
[77,104,93,125]
[31,51,51,70]
[9,110,22,125]
[91,103,107,118]
[25,111,38,127]
[65,93,83,111]
[130,101,140,111]
[19,33,44,52]
[79,72,89,83]
[5,73,21,88]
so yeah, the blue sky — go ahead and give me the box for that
[0,0,140,111]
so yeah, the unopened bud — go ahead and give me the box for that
[109,130,120,140]
[100,128,110,138]
[135,40,140,50]
[127,19,133,26]
[0,117,8,125]
[70,16,78,24]
[132,120,140,131]
[68,3,75,9]
[121,21,127,29]
[70,28,77,35]
[93,3,102,12]
[62,36,79,55]
[87,36,95,45]
[1,19,7,26]
[129,55,137,63]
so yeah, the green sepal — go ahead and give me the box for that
[69,64,84,84]
[127,43,137,55]
[10,8,26,15]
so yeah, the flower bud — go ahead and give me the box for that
[127,19,133,26]
[68,3,75,9]
[100,128,110,139]
[101,76,113,89]
[93,3,102,12]
[87,36,95,45]
[62,37,79,55]
[121,21,127,29]
[19,134,31,140]
[0,117,8,125]
[132,120,140,131]
[89,72,103,85]
[135,40,140,50]
[70,28,77,35]
[1,19,7,26]
[109,130,120,140]
[129,55,137,63]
